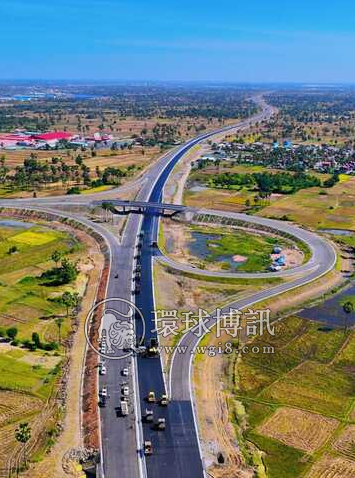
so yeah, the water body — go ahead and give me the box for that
[299,283,355,327]
[0,219,33,228]
[189,184,209,192]
[318,228,354,236]
[189,231,243,270]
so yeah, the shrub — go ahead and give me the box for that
[6,327,18,341]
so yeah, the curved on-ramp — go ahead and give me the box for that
[168,212,336,403]
[157,208,335,280]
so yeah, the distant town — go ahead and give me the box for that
[196,139,355,175]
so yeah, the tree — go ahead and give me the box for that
[51,250,61,266]
[6,326,18,341]
[342,301,354,335]
[60,258,78,283]
[55,318,64,343]
[61,292,74,317]
[15,422,31,468]
[32,332,41,349]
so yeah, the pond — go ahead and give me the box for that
[299,283,355,327]
[188,231,247,270]
[0,219,33,229]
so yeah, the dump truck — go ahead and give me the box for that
[144,441,153,456]
[156,418,166,431]
[99,396,107,408]
[121,400,129,416]
[144,409,153,423]
[147,391,156,403]
[160,394,169,406]
[147,337,159,356]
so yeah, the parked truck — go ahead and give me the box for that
[121,400,129,416]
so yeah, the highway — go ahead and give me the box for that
[1,96,335,478]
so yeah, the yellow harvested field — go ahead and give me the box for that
[258,407,339,453]
[258,176,355,231]
[307,455,355,478]
[333,425,355,460]
[12,230,58,245]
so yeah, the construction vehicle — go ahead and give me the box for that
[146,337,159,356]
[99,396,107,408]
[144,409,153,423]
[155,418,166,430]
[121,400,129,416]
[147,391,156,403]
[144,441,153,456]
[160,394,169,406]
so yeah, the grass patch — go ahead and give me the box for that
[0,354,55,399]
[80,185,112,194]
[167,266,282,286]
[247,432,310,478]
[12,229,58,246]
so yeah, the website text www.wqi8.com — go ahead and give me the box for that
[158,342,275,357]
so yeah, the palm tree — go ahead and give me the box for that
[15,422,31,468]
[51,250,62,267]
[55,318,64,344]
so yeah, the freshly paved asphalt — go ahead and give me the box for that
[96,96,277,478]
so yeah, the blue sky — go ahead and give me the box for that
[0,0,354,82]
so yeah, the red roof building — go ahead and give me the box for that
[31,132,74,141]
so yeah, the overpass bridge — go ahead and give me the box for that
[93,199,192,216]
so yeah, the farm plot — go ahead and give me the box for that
[235,315,355,477]
[307,455,355,478]
[0,390,43,428]
[258,407,339,453]
[259,361,355,419]
[332,425,355,460]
